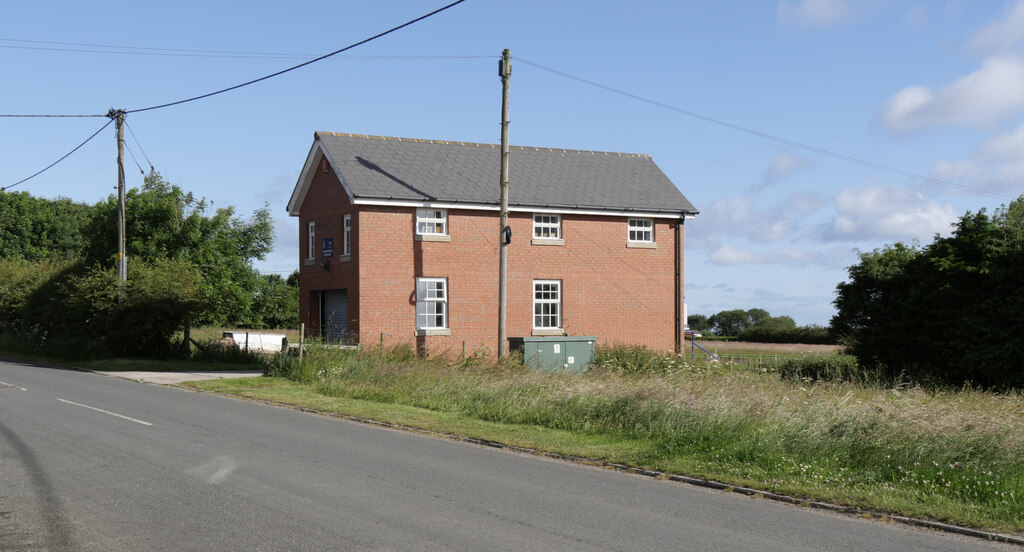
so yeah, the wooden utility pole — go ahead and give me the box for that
[497,49,511,357]
[109,108,128,293]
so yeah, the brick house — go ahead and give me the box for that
[286,132,698,355]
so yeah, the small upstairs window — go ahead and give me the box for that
[307,221,316,260]
[342,214,352,257]
[416,209,448,236]
[628,218,654,243]
[533,214,561,240]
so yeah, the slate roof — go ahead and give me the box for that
[301,132,697,215]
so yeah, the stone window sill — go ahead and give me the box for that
[531,329,564,336]
[415,234,451,242]
[415,328,451,337]
[303,258,316,266]
[531,238,564,246]
[338,254,352,262]
[627,242,657,249]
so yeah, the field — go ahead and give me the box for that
[684,338,842,361]
[189,342,1024,534]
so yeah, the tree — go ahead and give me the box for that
[84,171,274,327]
[708,308,775,337]
[249,273,299,329]
[831,197,1024,388]
[687,313,711,332]
[708,309,748,336]
[0,191,92,261]
[753,315,796,331]
[747,308,770,326]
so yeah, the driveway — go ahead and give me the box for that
[94,370,263,385]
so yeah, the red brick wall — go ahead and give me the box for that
[297,162,359,339]
[298,167,685,354]
[354,207,684,355]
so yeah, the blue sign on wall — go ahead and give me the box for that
[322,237,334,258]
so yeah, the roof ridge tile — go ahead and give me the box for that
[316,131,650,157]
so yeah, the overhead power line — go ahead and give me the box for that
[2,118,112,191]
[127,0,468,114]
[125,121,155,172]
[0,37,312,57]
[515,57,1011,201]
[124,142,145,175]
[0,36,488,60]
[0,41,489,61]
[0,113,104,118]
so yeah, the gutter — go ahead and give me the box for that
[352,193,700,216]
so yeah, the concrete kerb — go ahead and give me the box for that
[172,383,1024,547]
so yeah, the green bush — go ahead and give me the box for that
[595,344,684,374]
[737,325,835,344]
[771,354,868,384]
[1,257,201,357]
[0,259,67,338]
[73,258,202,356]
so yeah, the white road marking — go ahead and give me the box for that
[188,455,237,485]
[0,380,27,390]
[57,398,153,426]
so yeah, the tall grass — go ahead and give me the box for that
[268,343,1023,531]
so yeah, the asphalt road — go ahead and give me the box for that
[0,359,1016,551]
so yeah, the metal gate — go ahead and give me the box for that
[321,290,348,343]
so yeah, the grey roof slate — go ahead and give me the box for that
[316,132,698,215]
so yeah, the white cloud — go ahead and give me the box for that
[930,157,981,183]
[778,0,856,27]
[929,122,1024,195]
[755,151,814,190]
[967,0,1024,54]
[977,122,1024,160]
[709,243,822,265]
[784,191,826,215]
[879,56,1024,133]
[689,196,798,244]
[822,184,957,241]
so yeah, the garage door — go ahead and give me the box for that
[321,290,348,343]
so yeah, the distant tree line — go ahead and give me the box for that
[0,172,298,356]
[831,197,1024,388]
[687,308,832,344]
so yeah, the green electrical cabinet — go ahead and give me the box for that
[508,336,597,373]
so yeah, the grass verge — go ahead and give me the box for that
[185,344,1023,535]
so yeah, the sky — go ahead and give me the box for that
[3,0,1023,326]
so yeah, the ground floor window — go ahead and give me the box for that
[533,279,561,330]
[416,277,448,330]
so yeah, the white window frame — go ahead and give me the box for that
[416,209,448,236]
[307,221,316,260]
[532,214,561,240]
[533,280,562,330]
[342,214,352,256]
[628,218,654,243]
[416,277,448,331]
